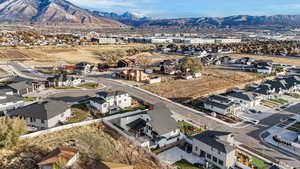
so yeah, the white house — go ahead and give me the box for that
[6,100,71,129]
[120,104,181,148]
[227,92,261,110]
[0,87,24,112]
[90,91,132,114]
[203,95,240,116]
[192,130,237,169]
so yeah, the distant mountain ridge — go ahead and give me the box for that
[0,0,125,28]
[92,11,153,26]
[131,15,300,28]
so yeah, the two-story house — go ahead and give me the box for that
[227,92,261,110]
[192,130,237,169]
[0,86,24,112]
[203,95,240,116]
[120,103,181,148]
[90,91,132,114]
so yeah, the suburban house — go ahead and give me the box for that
[7,77,39,95]
[160,59,181,75]
[252,60,273,74]
[47,74,85,87]
[6,100,71,129]
[117,59,136,68]
[253,84,276,99]
[227,92,261,110]
[90,91,132,114]
[74,62,92,74]
[117,69,150,82]
[0,86,24,112]
[119,103,181,148]
[203,95,240,116]
[37,148,79,169]
[192,130,237,169]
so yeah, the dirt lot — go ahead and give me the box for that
[0,123,164,169]
[221,53,300,67]
[142,68,262,102]
[0,44,154,66]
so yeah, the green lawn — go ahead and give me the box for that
[292,122,300,128]
[179,120,203,136]
[23,97,36,102]
[78,82,98,89]
[65,104,88,124]
[251,157,269,169]
[288,93,300,98]
[270,98,288,105]
[172,160,203,169]
[111,105,148,115]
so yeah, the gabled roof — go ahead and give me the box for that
[7,100,69,120]
[96,91,128,99]
[227,92,255,102]
[37,148,78,167]
[208,95,231,104]
[204,100,234,110]
[193,130,235,153]
[126,118,147,131]
[90,97,106,104]
[147,103,179,135]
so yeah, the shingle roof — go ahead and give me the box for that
[96,91,127,98]
[208,95,231,104]
[7,100,69,120]
[285,103,300,115]
[204,100,233,110]
[127,118,147,131]
[227,92,255,102]
[37,148,78,167]
[147,103,179,135]
[0,94,23,104]
[90,97,106,104]
[193,130,235,153]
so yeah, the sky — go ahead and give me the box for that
[68,0,300,18]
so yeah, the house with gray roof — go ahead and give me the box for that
[119,103,181,148]
[203,95,241,116]
[227,92,261,109]
[0,86,24,112]
[192,130,237,169]
[91,90,132,114]
[6,100,71,129]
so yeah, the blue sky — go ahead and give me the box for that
[69,0,300,18]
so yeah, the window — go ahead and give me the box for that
[194,146,198,152]
[41,120,45,124]
[207,154,212,159]
[200,150,206,157]
[218,160,224,166]
[213,156,217,163]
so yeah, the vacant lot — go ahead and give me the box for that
[142,68,262,102]
[0,123,164,169]
[221,53,300,67]
[0,44,154,66]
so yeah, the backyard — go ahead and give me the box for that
[64,104,90,124]
[178,120,203,136]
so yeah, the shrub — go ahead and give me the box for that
[0,117,26,149]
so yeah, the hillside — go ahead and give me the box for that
[0,0,125,28]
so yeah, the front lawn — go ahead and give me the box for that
[65,104,89,124]
[251,157,269,169]
[288,93,300,98]
[23,97,36,102]
[111,105,149,115]
[78,82,98,89]
[179,120,203,136]
[270,98,288,105]
[172,160,203,169]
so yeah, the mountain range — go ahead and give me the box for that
[0,0,300,29]
[0,0,125,28]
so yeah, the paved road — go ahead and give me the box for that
[7,63,300,168]
[90,76,300,168]
[7,62,51,80]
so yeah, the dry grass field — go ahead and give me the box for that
[0,44,154,66]
[142,68,262,102]
[221,53,300,67]
[0,123,164,169]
